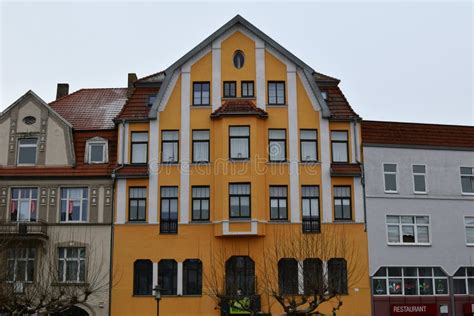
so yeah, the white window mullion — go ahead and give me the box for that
[177,262,183,295]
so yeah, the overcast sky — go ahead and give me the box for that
[1,1,472,125]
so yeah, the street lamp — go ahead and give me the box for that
[153,284,162,316]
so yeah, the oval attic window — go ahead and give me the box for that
[23,116,36,125]
[233,50,245,69]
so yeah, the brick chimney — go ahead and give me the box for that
[127,73,137,98]
[56,83,69,100]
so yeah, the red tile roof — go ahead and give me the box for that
[211,99,268,119]
[313,72,340,84]
[330,163,362,177]
[49,88,127,130]
[115,87,159,121]
[319,85,361,121]
[362,120,474,149]
[0,130,118,178]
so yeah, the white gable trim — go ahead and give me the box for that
[297,69,323,112]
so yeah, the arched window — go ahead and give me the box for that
[328,258,348,294]
[225,256,255,295]
[453,267,474,295]
[303,258,323,295]
[278,258,298,295]
[133,259,152,295]
[159,259,177,295]
[183,259,202,295]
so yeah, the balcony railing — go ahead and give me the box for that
[160,219,178,234]
[0,220,48,239]
[302,217,320,233]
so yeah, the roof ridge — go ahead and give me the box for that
[362,120,474,129]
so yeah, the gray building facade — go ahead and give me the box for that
[362,121,474,316]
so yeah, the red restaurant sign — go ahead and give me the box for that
[391,304,437,316]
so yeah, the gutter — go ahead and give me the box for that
[108,120,126,315]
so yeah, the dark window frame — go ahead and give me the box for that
[268,129,287,162]
[330,130,349,163]
[161,130,179,164]
[241,81,255,97]
[158,259,178,296]
[192,81,210,106]
[229,182,251,219]
[160,186,178,234]
[133,259,153,296]
[131,132,149,164]
[223,81,237,98]
[225,256,255,296]
[183,259,203,296]
[278,258,298,295]
[269,185,288,221]
[228,125,250,161]
[300,129,318,162]
[267,81,286,105]
[128,187,147,222]
[328,258,348,295]
[191,186,210,222]
[333,186,352,221]
[192,129,210,163]
[17,137,38,165]
[301,185,321,233]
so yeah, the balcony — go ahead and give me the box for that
[0,220,48,240]
[302,217,320,233]
[160,219,178,234]
[214,220,265,237]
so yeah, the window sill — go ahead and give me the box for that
[127,221,148,224]
[333,220,354,223]
[300,161,320,164]
[190,220,211,224]
[269,219,290,223]
[387,243,432,247]
[191,104,211,107]
[229,218,252,222]
[228,159,250,163]
[191,162,211,165]
[414,192,428,195]
[384,191,399,194]
[461,192,474,196]
[466,243,474,247]
[160,162,180,166]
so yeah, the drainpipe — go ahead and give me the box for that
[352,119,368,232]
[108,120,126,315]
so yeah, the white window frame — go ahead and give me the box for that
[84,137,108,164]
[386,215,431,246]
[372,266,449,296]
[9,187,38,222]
[7,248,36,283]
[58,247,86,283]
[60,187,89,223]
[453,267,474,295]
[412,164,427,194]
[17,138,38,166]
[465,216,474,246]
[383,163,398,193]
[460,166,474,195]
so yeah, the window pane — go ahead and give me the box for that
[416,216,429,224]
[132,133,148,142]
[18,146,37,164]
[387,225,400,243]
[384,164,397,172]
[269,141,285,161]
[417,226,429,243]
[402,226,415,243]
[231,139,249,159]
[193,142,209,162]
[331,131,348,141]
[404,278,418,295]
[332,142,348,162]
[466,227,474,244]
[373,279,387,295]
[388,278,402,295]
[419,278,433,295]
[132,143,147,163]
[192,187,210,198]
[454,278,466,294]
[435,279,448,295]
[387,216,400,223]
[301,141,317,161]
[413,165,425,173]
[302,186,319,197]
[414,175,426,192]
[461,176,474,193]
[230,126,249,136]
[90,144,104,162]
[384,174,397,191]
[460,167,474,175]
[162,131,179,141]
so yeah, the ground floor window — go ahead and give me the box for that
[7,248,36,282]
[133,259,152,295]
[453,267,474,295]
[58,247,86,283]
[278,258,298,295]
[159,259,177,295]
[372,267,448,296]
[183,259,202,295]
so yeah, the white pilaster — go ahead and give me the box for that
[320,116,332,223]
[212,44,221,111]
[354,178,364,223]
[153,262,158,288]
[287,65,300,223]
[180,69,190,224]
[351,121,357,163]
[177,262,183,295]
[123,123,130,164]
[149,119,159,224]
[98,186,104,223]
[115,179,126,224]
[117,124,124,164]
[255,40,265,110]
[298,260,304,295]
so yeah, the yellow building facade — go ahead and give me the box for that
[112,16,370,316]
